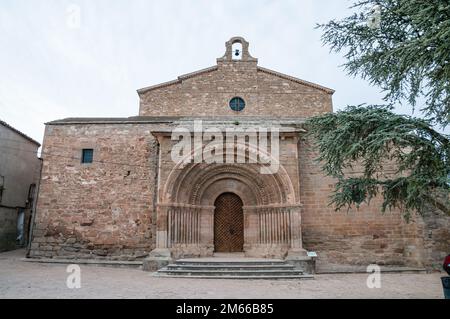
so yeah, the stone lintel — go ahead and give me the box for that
[157,203,215,210]
[243,203,303,211]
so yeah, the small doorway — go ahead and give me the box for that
[214,192,244,252]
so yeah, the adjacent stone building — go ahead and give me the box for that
[29,37,449,270]
[0,120,41,251]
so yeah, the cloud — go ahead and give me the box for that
[2,0,440,144]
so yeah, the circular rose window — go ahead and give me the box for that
[229,97,245,112]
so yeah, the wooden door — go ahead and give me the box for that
[214,193,244,252]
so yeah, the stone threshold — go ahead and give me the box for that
[22,257,143,269]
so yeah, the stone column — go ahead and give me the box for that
[243,206,258,252]
[199,205,215,255]
[286,206,313,273]
[143,204,172,271]
[156,205,168,248]
[289,207,303,250]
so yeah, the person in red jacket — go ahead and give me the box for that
[444,255,450,275]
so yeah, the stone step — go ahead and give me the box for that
[152,274,314,280]
[158,268,305,276]
[175,260,286,266]
[166,264,295,271]
[154,257,313,279]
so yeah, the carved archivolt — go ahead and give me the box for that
[162,142,297,206]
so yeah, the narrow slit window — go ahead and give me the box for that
[81,149,94,164]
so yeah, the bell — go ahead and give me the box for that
[234,49,240,56]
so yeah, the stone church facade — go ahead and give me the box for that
[29,37,448,270]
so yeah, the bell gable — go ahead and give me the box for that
[137,37,334,118]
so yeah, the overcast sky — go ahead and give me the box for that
[0,0,428,144]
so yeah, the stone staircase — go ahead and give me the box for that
[152,256,313,279]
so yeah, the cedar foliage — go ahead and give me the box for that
[319,0,450,125]
[309,1,450,217]
[306,105,449,219]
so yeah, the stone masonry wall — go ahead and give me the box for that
[420,203,450,269]
[138,62,333,118]
[29,124,158,260]
[30,121,448,267]
[298,136,446,269]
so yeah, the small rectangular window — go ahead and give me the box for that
[81,149,94,164]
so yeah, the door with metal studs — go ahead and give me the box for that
[214,193,244,253]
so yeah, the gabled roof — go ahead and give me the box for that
[257,66,335,94]
[46,116,182,125]
[0,119,41,146]
[136,65,334,95]
[137,66,218,94]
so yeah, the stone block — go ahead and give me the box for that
[142,248,172,272]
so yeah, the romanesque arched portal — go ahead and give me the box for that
[152,131,306,259]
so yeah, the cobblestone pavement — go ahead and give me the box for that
[0,250,445,299]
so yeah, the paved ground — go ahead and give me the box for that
[0,250,445,299]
